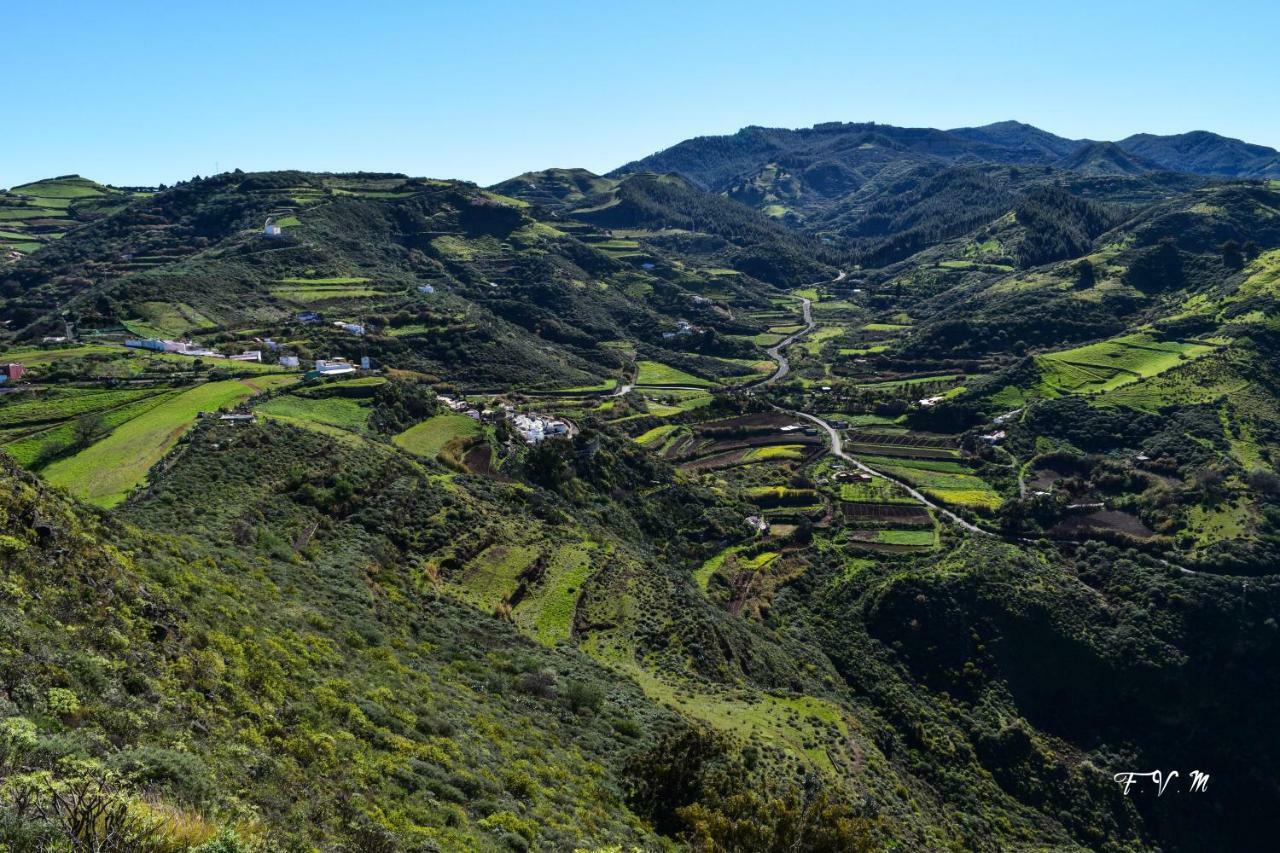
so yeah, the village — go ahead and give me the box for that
[435,393,574,444]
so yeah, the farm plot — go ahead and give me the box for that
[393,413,481,459]
[257,394,372,433]
[123,301,218,338]
[634,360,716,387]
[1049,509,1155,540]
[42,377,294,507]
[455,544,542,610]
[512,542,598,645]
[871,457,1002,512]
[2,390,181,467]
[0,387,164,430]
[1037,333,1216,394]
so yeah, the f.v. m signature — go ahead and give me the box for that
[1115,770,1210,796]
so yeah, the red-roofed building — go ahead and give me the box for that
[1,363,24,383]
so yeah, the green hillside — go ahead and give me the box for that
[0,175,140,260]
[2,131,1280,850]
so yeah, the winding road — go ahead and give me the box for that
[760,296,813,386]
[750,275,988,534]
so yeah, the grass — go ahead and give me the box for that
[276,276,371,285]
[270,287,380,302]
[517,542,596,646]
[0,387,163,429]
[393,413,481,459]
[635,424,680,447]
[797,326,843,355]
[1,345,118,365]
[125,302,217,338]
[458,544,541,608]
[634,361,715,387]
[875,529,937,546]
[838,478,915,503]
[857,374,963,390]
[2,391,180,467]
[1036,333,1217,395]
[256,394,371,432]
[42,378,293,507]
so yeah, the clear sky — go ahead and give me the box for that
[4,0,1278,189]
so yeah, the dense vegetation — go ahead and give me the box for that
[3,118,1280,850]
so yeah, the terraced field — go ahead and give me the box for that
[634,360,716,387]
[1036,333,1217,395]
[42,376,295,506]
[393,413,482,459]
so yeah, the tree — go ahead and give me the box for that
[1074,258,1096,288]
[1124,238,1183,292]
[1221,240,1244,270]
[73,413,105,448]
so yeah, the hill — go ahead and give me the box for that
[0,175,141,262]
[1119,130,1280,178]
[1055,141,1161,176]
[3,135,1280,850]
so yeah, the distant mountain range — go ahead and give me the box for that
[614,120,1280,187]
[496,120,1280,267]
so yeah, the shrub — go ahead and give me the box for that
[564,680,604,715]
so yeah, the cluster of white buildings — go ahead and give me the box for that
[661,319,698,340]
[311,358,357,377]
[125,338,262,362]
[512,412,570,444]
[435,395,572,444]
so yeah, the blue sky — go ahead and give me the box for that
[4,0,1278,188]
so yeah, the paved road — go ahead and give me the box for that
[793,410,989,534]
[760,296,814,386]
[751,273,987,534]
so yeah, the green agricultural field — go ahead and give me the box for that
[634,360,715,387]
[1,345,119,366]
[744,444,806,461]
[276,276,371,285]
[857,374,963,390]
[393,413,481,458]
[634,424,681,447]
[256,394,371,432]
[1036,333,1217,395]
[270,286,380,302]
[838,477,915,503]
[798,326,843,355]
[11,177,109,198]
[0,387,163,429]
[124,301,217,338]
[875,528,937,546]
[457,543,541,608]
[42,377,294,507]
[875,459,1002,512]
[2,390,180,467]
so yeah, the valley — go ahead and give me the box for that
[2,121,1280,852]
